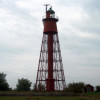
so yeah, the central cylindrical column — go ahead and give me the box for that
[48,34,53,79]
[46,33,54,91]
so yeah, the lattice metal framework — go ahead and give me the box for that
[36,6,66,91]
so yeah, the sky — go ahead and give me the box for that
[0,0,100,89]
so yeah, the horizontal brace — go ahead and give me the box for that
[38,70,63,72]
[53,50,61,53]
[37,80,65,81]
[55,80,65,81]
[53,60,62,62]
[38,70,48,72]
[36,80,46,81]
[53,41,59,43]
[39,60,48,62]
[53,70,63,72]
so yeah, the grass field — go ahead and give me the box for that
[0,92,100,100]
[0,96,100,100]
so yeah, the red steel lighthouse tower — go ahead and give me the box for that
[36,5,66,91]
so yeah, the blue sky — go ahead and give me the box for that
[0,0,100,89]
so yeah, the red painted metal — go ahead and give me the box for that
[46,34,54,91]
[43,20,58,33]
[46,12,50,18]
[36,7,66,92]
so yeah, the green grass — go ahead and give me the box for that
[0,92,100,100]
[0,96,100,100]
[85,92,100,96]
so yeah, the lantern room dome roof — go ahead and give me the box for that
[47,6,55,14]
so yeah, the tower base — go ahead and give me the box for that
[46,78,55,91]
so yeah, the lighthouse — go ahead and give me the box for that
[36,5,66,91]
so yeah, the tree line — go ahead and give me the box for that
[0,73,45,91]
[0,72,100,92]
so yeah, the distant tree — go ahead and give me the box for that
[66,82,85,93]
[96,86,100,92]
[16,78,32,91]
[33,83,37,91]
[0,73,10,91]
